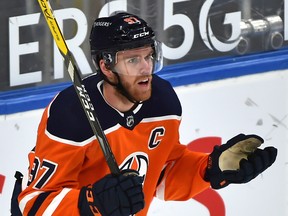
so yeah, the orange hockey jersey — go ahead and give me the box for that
[18,74,210,215]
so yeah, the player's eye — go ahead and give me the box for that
[145,53,154,62]
[127,57,141,64]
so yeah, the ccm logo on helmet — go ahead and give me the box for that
[133,31,150,39]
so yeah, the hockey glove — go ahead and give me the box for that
[204,133,277,189]
[78,170,145,216]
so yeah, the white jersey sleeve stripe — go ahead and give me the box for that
[19,191,44,213]
[155,162,176,201]
[45,128,96,146]
[43,188,72,216]
[142,115,181,123]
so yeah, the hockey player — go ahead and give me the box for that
[12,12,277,216]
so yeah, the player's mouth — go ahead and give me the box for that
[137,77,150,86]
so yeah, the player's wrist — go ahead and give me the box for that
[78,185,100,216]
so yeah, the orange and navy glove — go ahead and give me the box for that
[204,134,277,189]
[78,170,145,216]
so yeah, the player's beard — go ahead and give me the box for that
[119,74,153,103]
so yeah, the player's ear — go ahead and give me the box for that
[99,59,113,78]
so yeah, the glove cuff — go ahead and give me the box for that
[78,185,100,216]
[204,147,230,189]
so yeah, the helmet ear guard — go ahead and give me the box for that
[91,52,115,72]
[103,53,113,65]
[102,53,115,70]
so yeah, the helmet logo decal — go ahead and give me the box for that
[124,17,141,24]
[103,53,113,64]
[93,21,111,27]
[133,31,150,39]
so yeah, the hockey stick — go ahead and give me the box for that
[38,0,120,175]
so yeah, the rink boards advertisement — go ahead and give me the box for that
[0,0,288,92]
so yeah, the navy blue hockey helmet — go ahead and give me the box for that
[90,12,163,74]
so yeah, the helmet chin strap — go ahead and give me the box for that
[104,71,142,105]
